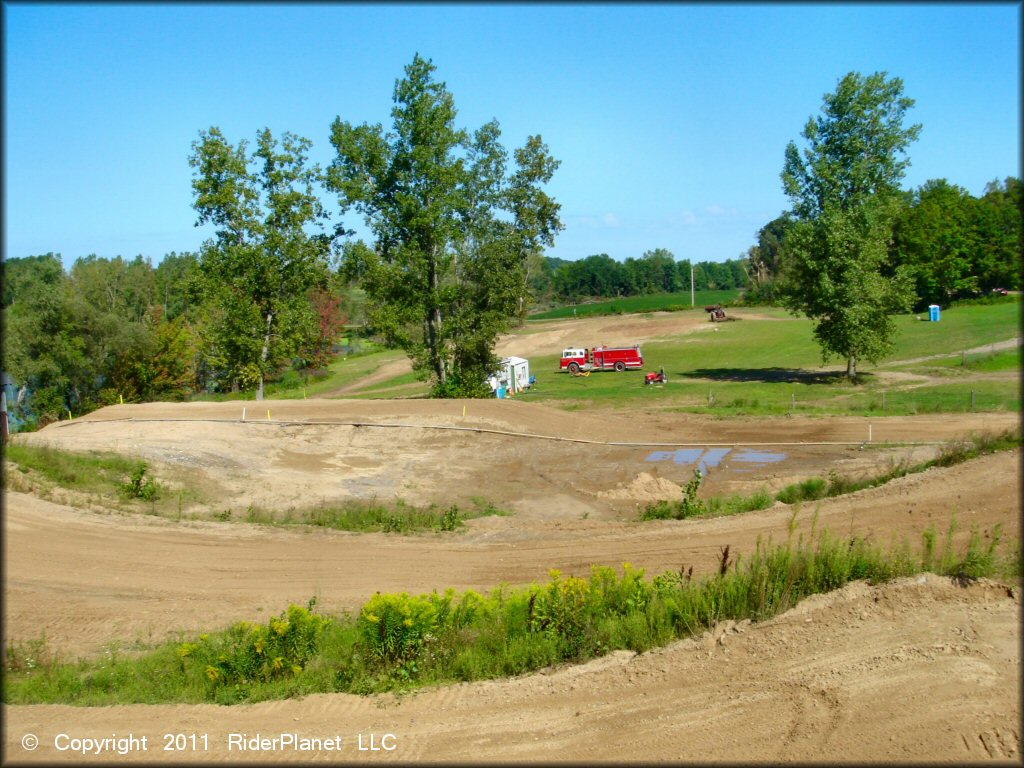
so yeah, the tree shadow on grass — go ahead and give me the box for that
[682,367,876,385]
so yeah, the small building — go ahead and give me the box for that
[490,356,531,397]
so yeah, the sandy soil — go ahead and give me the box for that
[2,320,1021,763]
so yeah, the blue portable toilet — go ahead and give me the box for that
[929,304,941,322]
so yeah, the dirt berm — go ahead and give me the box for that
[2,399,1020,763]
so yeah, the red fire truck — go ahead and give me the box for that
[560,345,644,374]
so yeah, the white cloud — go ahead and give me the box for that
[705,205,740,217]
[602,212,620,228]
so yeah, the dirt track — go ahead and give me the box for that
[2,390,1021,763]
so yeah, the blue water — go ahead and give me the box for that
[731,450,787,465]
[646,447,787,474]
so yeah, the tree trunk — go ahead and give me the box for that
[847,353,857,382]
[427,248,446,391]
[256,311,273,401]
[434,306,446,388]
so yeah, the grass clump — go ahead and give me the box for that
[642,468,775,521]
[4,444,148,496]
[242,497,507,534]
[7,517,1017,705]
[642,468,707,519]
[120,462,160,501]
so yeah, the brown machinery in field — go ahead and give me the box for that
[704,304,729,322]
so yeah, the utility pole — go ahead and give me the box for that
[690,264,695,308]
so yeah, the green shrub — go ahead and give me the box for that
[640,468,705,520]
[358,592,439,667]
[776,477,827,504]
[120,462,159,501]
[528,569,592,657]
[180,603,332,691]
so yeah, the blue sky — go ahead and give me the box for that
[3,2,1020,270]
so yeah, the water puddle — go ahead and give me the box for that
[645,447,788,475]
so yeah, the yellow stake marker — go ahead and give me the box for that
[267,410,271,421]
[119,394,123,404]
[462,405,466,417]
[67,410,72,420]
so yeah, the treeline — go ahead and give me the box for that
[744,177,1021,309]
[2,173,1017,428]
[532,249,749,303]
[1,251,347,429]
[531,176,1020,310]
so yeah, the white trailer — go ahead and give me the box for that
[490,356,531,397]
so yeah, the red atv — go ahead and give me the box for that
[645,368,668,385]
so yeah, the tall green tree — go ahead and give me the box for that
[741,213,794,304]
[189,126,333,398]
[3,254,135,419]
[2,253,65,309]
[779,71,920,380]
[890,179,980,308]
[327,54,561,397]
[68,254,156,324]
[2,254,80,424]
[552,254,627,300]
[155,251,200,321]
[972,177,1022,292]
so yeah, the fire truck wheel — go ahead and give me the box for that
[614,362,626,372]
[568,362,580,374]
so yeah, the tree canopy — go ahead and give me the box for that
[327,54,562,397]
[189,127,333,398]
[778,71,920,380]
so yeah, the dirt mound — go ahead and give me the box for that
[597,471,683,500]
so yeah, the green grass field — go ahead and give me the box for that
[515,301,1021,416]
[528,290,741,320]
[206,300,1019,416]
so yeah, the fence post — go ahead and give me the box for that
[1,391,8,443]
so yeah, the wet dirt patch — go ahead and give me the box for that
[274,449,337,472]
